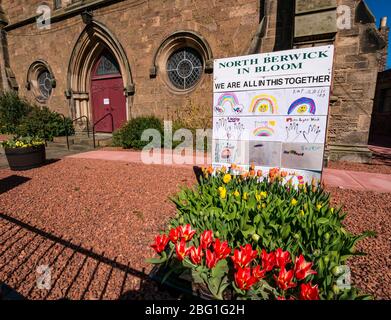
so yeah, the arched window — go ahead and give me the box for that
[37,70,53,99]
[152,31,213,93]
[26,60,56,103]
[166,48,203,90]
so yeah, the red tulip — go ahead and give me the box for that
[200,230,214,249]
[231,244,258,269]
[179,224,196,242]
[261,249,276,272]
[213,238,231,260]
[294,255,317,281]
[206,249,218,269]
[252,265,266,280]
[169,227,180,243]
[300,283,320,300]
[235,267,258,291]
[275,248,291,268]
[151,234,169,253]
[175,239,189,261]
[274,267,297,291]
[189,246,203,265]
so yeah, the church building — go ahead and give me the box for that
[0,0,388,162]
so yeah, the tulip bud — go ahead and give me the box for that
[215,231,220,238]
[332,285,340,295]
[179,217,184,224]
[294,233,300,240]
[204,216,208,222]
[324,233,330,241]
[252,234,260,242]
[332,266,341,276]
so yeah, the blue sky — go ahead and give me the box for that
[365,0,391,69]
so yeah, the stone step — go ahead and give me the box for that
[53,136,75,144]
[46,142,93,152]
[52,135,112,148]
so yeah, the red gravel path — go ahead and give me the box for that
[0,158,195,300]
[0,158,390,300]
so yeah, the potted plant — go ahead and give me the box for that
[2,136,46,171]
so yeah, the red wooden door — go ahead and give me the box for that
[91,52,127,133]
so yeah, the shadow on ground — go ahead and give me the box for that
[0,213,193,300]
[0,175,31,194]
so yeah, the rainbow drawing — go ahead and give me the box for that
[288,97,316,115]
[215,93,244,114]
[249,94,278,114]
[253,126,274,137]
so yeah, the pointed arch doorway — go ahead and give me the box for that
[91,50,127,133]
[67,21,135,134]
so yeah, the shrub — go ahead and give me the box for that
[0,91,32,134]
[16,106,74,141]
[112,116,163,150]
[149,166,373,300]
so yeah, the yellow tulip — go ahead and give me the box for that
[233,190,240,197]
[291,198,298,206]
[223,174,232,184]
[218,187,227,199]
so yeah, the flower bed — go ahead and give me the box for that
[149,166,374,300]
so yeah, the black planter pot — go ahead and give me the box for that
[5,145,46,171]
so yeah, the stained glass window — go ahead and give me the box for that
[96,53,120,76]
[38,70,53,99]
[167,48,203,90]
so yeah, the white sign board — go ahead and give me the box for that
[212,45,334,186]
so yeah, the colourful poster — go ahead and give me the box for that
[212,45,334,186]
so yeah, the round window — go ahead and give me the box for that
[37,70,53,100]
[166,48,203,90]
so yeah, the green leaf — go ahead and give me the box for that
[145,252,167,264]
[211,259,228,279]
[317,218,330,224]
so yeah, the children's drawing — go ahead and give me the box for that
[281,143,324,170]
[215,117,245,140]
[249,141,282,167]
[285,122,302,142]
[253,120,277,137]
[213,140,248,164]
[303,125,321,143]
[214,93,244,114]
[287,97,316,115]
[249,94,278,114]
[285,117,326,144]
[282,169,322,187]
